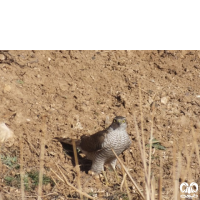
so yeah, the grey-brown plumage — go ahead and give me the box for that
[56,116,131,174]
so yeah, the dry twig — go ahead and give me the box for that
[55,163,95,199]
[111,149,144,199]
[72,139,83,199]
[20,127,25,200]
[38,116,47,199]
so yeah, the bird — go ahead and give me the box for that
[55,116,132,176]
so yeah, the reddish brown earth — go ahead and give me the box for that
[0,50,200,200]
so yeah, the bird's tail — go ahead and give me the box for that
[54,137,81,146]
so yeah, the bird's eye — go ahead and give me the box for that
[122,119,125,123]
[113,119,116,122]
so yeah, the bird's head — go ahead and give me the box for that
[111,116,127,129]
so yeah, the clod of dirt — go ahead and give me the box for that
[0,123,15,147]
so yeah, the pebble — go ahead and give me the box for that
[161,96,168,104]
[0,54,5,61]
[0,122,15,147]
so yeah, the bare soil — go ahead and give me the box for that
[0,50,200,200]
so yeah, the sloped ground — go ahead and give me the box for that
[0,50,200,200]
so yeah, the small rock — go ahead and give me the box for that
[148,97,154,104]
[161,96,169,105]
[74,121,83,130]
[196,95,200,98]
[0,123,15,147]
[49,151,56,156]
[48,57,51,62]
[0,54,5,61]
[3,85,11,93]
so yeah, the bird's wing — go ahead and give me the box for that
[54,137,81,146]
[79,129,107,152]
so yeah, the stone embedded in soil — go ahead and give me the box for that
[0,123,14,146]
[161,96,169,105]
[1,50,200,199]
[0,54,5,61]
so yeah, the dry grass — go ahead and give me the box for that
[55,163,95,199]
[112,148,145,199]
[133,82,200,200]
[20,125,25,200]
[72,139,83,199]
[38,116,47,200]
[0,141,2,178]
[158,152,163,200]
[0,141,2,200]
[1,84,200,200]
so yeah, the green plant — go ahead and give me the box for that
[1,155,19,169]
[4,170,54,190]
[4,174,29,190]
[146,138,166,150]
[17,80,24,84]
[27,171,54,187]
[4,176,15,185]
[121,194,129,200]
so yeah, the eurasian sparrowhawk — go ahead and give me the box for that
[56,116,131,174]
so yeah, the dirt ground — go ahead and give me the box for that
[0,50,200,200]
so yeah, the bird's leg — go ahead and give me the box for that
[88,168,109,186]
[91,158,111,186]
[110,158,120,183]
[91,158,109,184]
